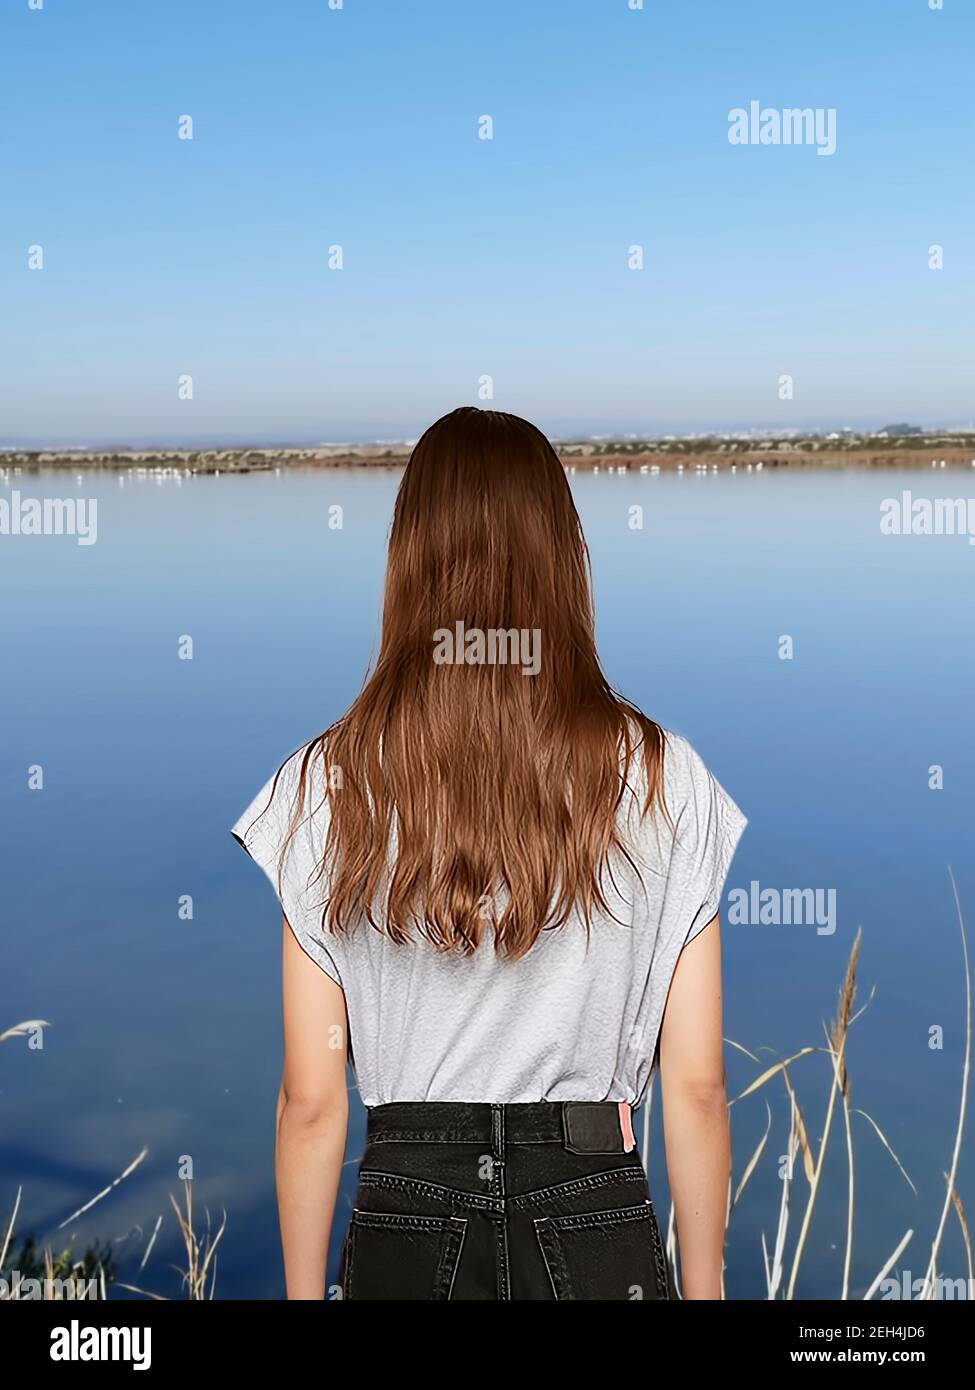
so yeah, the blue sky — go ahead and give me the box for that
[1,0,971,444]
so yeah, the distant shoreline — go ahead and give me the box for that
[3,436,974,475]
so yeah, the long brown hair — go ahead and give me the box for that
[288,406,665,959]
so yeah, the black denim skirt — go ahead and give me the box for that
[339,1100,676,1301]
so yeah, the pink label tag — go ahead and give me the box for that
[618,1101,636,1152]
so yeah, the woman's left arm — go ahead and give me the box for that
[275,915,350,1300]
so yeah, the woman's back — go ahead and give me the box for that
[233,726,744,1108]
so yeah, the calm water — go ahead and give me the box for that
[1,465,973,1299]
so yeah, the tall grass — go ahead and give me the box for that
[647,869,971,1300]
[0,1053,224,1301]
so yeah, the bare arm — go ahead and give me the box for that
[276,915,349,1300]
[658,913,730,1300]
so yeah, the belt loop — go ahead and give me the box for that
[558,1100,571,1151]
[490,1103,503,1159]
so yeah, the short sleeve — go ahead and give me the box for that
[230,746,344,988]
[665,734,748,947]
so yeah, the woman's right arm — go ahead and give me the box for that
[276,915,349,1300]
[658,913,731,1300]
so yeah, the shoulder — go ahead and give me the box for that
[230,735,344,986]
[658,727,748,857]
[621,721,712,808]
[660,729,716,806]
[231,736,330,857]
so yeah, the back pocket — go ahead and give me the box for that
[341,1210,468,1301]
[534,1202,670,1301]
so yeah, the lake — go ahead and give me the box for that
[1,463,972,1299]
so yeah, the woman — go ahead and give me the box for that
[231,406,746,1301]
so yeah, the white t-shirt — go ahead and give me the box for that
[231,730,746,1108]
